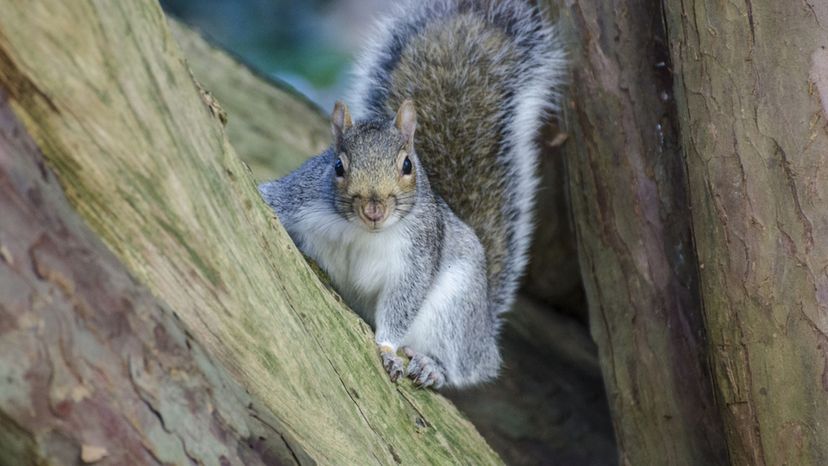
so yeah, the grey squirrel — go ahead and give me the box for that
[259,0,565,389]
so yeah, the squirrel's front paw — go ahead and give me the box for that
[403,347,446,389]
[378,346,404,383]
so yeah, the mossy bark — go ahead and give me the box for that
[665,1,828,464]
[0,0,500,464]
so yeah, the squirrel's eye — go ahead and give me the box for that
[402,157,412,175]
[334,158,345,177]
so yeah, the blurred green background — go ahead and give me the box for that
[162,0,386,110]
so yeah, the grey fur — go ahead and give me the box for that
[259,0,564,388]
[351,0,566,316]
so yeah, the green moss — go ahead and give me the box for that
[156,216,223,287]
[0,412,45,466]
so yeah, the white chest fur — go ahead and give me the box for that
[287,202,409,322]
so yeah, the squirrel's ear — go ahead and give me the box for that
[395,99,417,146]
[331,100,352,142]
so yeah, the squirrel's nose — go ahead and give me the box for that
[362,201,386,222]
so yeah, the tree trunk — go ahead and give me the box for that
[545,1,729,464]
[0,1,499,464]
[547,0,828,464]
[664,1,828,464]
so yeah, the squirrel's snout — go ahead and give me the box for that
[361,201,386,223]
[353,194,397,229]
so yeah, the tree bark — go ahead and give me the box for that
[664,1,828,464]
[24,0,825,463]
[0,0,499,464]
[544,1,729,464]
[0,93,305,466]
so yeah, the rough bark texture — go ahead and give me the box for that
[665,1,828,464]
[0,0,500,464]
[0,93,304,466]
[545,1,729,464]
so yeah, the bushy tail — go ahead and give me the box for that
[350,0,566,315]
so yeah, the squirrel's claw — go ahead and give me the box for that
[404,349,446,389]
[380,349,404,383]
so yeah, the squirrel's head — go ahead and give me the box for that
[329,99,419,231]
